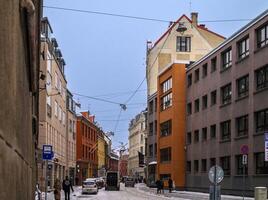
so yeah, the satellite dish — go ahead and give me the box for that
[176,22,187,34]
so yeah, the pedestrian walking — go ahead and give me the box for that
[62,176,74,200]
[168,178,173,193]
[54,178,61,200]
[156,179,161,194]
[160,179,164,194]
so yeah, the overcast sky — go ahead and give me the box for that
[43,0,268,149]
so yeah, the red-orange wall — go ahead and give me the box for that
[157,63,186,189]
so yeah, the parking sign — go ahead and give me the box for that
[42,145,53,160]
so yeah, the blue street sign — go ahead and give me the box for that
[42,145,53,160]
[265,133,268,162]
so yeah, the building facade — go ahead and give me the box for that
[38,17,68,189]
[157,63,187,189]
[76,111,98,185]
[97,131,106,177]
[0,0,41,199]
[128,110,147,179]
[119,154,129,178]
[66,90,77,181]
[109,152,119,172]
[185,9,268,196]
[146,12,225,185]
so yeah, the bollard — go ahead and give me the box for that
[254,187,267,200]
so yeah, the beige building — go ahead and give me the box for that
[128,110,147,179]
[38,17,68,189]
[97,132,106,177]
[66,90,77,181]
[146,12,225,185]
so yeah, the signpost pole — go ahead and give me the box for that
[243,163,245,200]
[214,166,217,200]
[45,160,48,200]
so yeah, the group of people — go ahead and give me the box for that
[54,176,74,200]
[156,178,174,194]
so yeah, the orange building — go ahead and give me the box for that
[76,111,98,184]
[157,63,186,189]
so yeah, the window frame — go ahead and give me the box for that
[221,83,232,105]
[255,108,268,132]
[236,154,248,175]
[161,92,172,111]
[255,65,268,90]
[176,36,191,52]
[256,24,268,48]
[202,95,208,109]
[255,152,268,174]
[160,120,172,137]
[221,48,232,70]
[220,156,231,175]
[160,147,171,163]
[237,36,249,60]
[220,120,231,141]
[211,57,217,73]
[211,90,217,106]
[237,75,249,98]
[236,115,248,137]
[194,98,200,112]
[210,124,216,139]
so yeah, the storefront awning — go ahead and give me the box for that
[148,161,157,165]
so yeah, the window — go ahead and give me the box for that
[202,95,208,109]
[187,132,192,144]
[256,24,268,48]
[220,156,230,175]
[187,74,192,87]
[54,101,58,117]
[255,152,268,174]
[211,57,217,72]
[140,134,144,142]
[187,103,192,115]
[149,101,154,114]
[187,161,191,172]
[194,160,199,173]
[194,130,199,142]
[194,99,199,112]
[154,143,157,155]
[256,65,268,90]
[237,75,249,98]
[160,120,172,137]
[211,90,217,106]
[202,64,208,77]
[210,158,216,167]
[140,146,144,154]
[222,48,232,70]
[236,155,248,175]
[236,115,248,137]
[255,108,268,132]
[149,123,153,135]
[238,37,249,59]
[149,145,153,157]
[154,120,157,135]
[202,127,207,141]
[220,120,231,140]
[201,159,207,172]
[162,78,172,93]
[161,93,172,110]
[58,106,62,122]
[160,147,171,163]
[221,83,232,105]
[194,69,200,82]
[176,36,191,52]
[210,124,216,139]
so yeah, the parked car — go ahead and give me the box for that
[105,171,120,191]
[96,177,105,189]
[82,180,98,194]
[125,177,135,187]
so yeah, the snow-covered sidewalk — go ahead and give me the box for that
[136,183,254,200]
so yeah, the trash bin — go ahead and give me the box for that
[254,187,267,200]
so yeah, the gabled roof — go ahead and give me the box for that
[152,14,225,50]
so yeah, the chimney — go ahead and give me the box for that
[191,12,198,26]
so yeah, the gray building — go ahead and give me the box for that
[0,0,41,199]
[186,9,268,196]
[146,93,158,186]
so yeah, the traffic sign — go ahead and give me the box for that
[242,155,248,165]
[240,145,249,155]
[42,145,53,160]
[265,133,268,162]
[208,165,224,184]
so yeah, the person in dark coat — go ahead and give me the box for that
[156,179,161,194]
[62,176,74,200]
[168,178,173,193]
[160,179,164,194]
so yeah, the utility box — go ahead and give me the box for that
[254,187,267,200]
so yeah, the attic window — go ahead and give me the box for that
[176,36,191,52]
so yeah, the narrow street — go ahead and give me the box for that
[47,184,169,200]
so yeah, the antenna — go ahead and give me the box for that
[189,0,192,15]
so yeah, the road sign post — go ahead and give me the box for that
[209,165,224,200]
[240,145,249,200]
[265,133,268,162]
[42,145,53,200]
